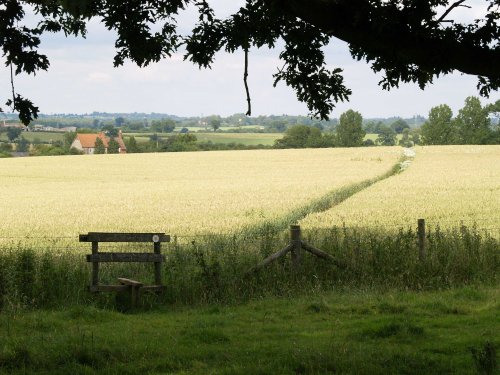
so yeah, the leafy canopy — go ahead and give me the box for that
[455,96,492,144]
[337,109,365,147]
[420,97,496,145]
[421,104,454,145]
[6,126,22,142]
[1,0,499,124]
[94,137,105,154]
[107,138,120,154]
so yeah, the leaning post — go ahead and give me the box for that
[417,219,426,261]
[290,225,303,269]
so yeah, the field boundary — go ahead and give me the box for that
[241,151,412,237]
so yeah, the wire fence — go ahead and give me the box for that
[0,217,499,249]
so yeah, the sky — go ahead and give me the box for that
[0,0,498,119]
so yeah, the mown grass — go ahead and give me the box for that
[0,131,64,144]
[125,132,282,146]
[0,286,497,374]
[193,132,282,146]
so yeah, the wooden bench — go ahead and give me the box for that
[79,232,170,306]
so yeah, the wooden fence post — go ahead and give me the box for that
[290,225,302,269]
[249,224,344,273]
[417,219,426,261]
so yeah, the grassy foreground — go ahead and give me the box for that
[0,286,498,374]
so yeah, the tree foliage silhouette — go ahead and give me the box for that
[1,0,499,124]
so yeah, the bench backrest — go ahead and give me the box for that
[80,232,170,290]
[79,232,170,243]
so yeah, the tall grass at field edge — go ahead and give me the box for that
[0,224,497,310]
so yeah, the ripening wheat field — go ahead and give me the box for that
[301,145,500,235]
[0,148,400,243]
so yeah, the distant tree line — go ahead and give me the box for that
[274,109,420,149]
[420,97,499,145]
[15,111,426,134]
[2,96,497,157]
[273,96,499,149]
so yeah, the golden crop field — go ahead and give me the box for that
[0,148,401,243]
[301,145,500,235]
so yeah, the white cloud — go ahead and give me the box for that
[86,72,113,83]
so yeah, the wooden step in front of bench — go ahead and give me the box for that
[89,282,164,293]
[117,277,143,287]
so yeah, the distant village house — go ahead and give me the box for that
[71,132,127,154]
[0,121,77,132]
[32,124,77,132]
[1,120,25,129]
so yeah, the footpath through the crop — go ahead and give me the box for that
[243,148,415,237]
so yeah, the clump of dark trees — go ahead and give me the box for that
[274,110,414,149]
[420,97,500,145]
[275,96,500,149]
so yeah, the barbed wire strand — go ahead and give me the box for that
[0,218,499,241]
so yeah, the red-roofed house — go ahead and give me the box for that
[71,132,127,154]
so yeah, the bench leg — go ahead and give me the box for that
[131,285,140,308]
[115,285,142,311]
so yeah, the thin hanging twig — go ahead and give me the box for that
[10,63,16,109]
[243,48,251,116]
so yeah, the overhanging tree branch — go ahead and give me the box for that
[2,0,499,123]
[10,63,16,109]
[243,48,251,117]
[436,0,471,23]
[268,0,500,80]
